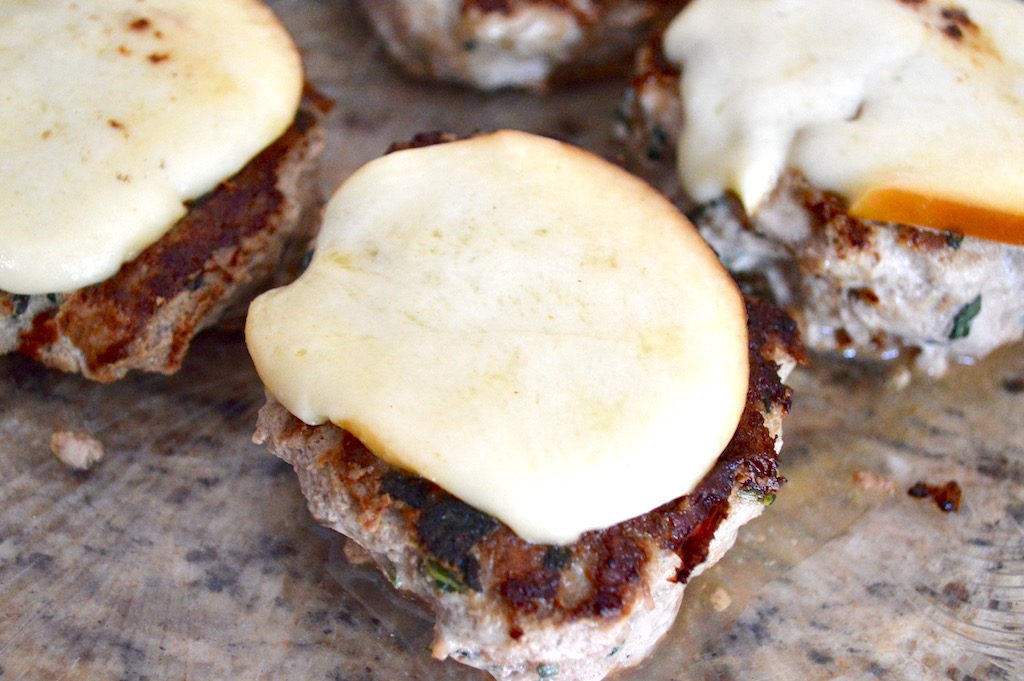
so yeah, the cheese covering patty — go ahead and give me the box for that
[0,0,303,294]
[246,131,749,544]
[664,0,1024,242]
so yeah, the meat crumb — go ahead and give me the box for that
[853,469,897,495]
[908,480,962,513]
[709,587,732,612]
[50,431,105,471]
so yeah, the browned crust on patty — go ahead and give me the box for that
[385,131,464,154]
[357,0,689,91]
[255,295,803,631]
[462,0,686,19]
[462,0,689,84]
[1,86,331,382]
[766,170,965,256]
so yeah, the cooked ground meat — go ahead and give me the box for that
[0,87,330,382]
[621,39,1024,375]
[253,296,804,681]
[356,0,689,90]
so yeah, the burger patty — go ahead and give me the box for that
[0,87,330,382]
[620,41,1024,375]
[254,296,804,681]
[356,0,689,91]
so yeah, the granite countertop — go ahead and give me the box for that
[2,1,1023,679]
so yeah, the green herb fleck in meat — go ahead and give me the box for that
[949,294,982,340]
[424,559,464,594]
[944,231,964,250]
[738,488,776,506]
[537,663,560,678]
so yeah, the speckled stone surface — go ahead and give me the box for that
[2,1,1023,679]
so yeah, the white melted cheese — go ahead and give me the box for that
[0,0,303,295]
[246,131,749,545]
[664,0,1024,217]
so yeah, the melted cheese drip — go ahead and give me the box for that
[0,0,303,294]
[664,0,1024,244]
[246,131,749,545]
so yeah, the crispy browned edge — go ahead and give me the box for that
[1,85,332,382]
[258,296,804,634]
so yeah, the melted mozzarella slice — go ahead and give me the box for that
[246,131,749,545]
[664,0,1024,244]
[0,0,303,294]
